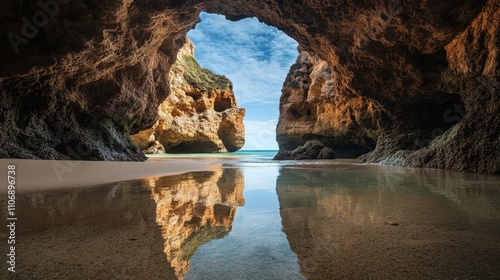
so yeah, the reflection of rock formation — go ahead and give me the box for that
[277,167,500,279]
[0,169,245,279]
[148,169,245,279]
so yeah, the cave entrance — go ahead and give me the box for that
[186,12,298,151]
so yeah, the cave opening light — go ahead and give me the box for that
[187,12,299,151]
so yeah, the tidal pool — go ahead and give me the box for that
[1,158,499,279]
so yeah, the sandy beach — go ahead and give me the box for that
[0,158,214,194]
[1,155,499,279]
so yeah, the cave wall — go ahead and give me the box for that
[0,0,200,160]
[0,0,498,173]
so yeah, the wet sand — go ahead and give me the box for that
[1,156,499,279]
[0,158,214,194]
[277,167,500,279]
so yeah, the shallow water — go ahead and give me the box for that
[1,153,500,279]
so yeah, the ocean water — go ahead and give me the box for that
[2,151,500,279]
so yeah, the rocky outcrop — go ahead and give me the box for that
[131,39,245,153]
[274,140,336,160]
[276,52,386,160]
[275,0,500,175]
[0,1,497,173]
[142,141,166,154]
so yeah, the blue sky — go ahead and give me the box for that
[187,12,298,150]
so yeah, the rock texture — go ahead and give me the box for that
[131,39,245,153]
[0,0,498,173]
[276,52,386,160]
[274,140,336,160]
[273,1,499,174]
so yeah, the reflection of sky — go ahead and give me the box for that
[185,166,304,280]
[188,13,299,150]
[186,161,500,279]
[240,165,280,191]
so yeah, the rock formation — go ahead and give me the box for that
[274,139,336,160]
[0,0,498,173]
[276,52,386,160]
[131,38,245,153]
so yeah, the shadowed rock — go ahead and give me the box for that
[274,140,336,160]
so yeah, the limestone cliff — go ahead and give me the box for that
[131,39,245,153]
[0,0,498,174]
[275,51,386,160]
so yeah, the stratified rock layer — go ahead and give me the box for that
[0,0,498,173]
[131,39,245,153]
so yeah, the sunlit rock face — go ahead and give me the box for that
[275,52,385,160]
[148,169,245,279]
[0,0,498,173]
[276,167,500,279]
[131,38,245,153]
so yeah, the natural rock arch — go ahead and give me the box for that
[0,0,498,174]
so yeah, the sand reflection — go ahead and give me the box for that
[0,169,244,280]
[277,166,500,279]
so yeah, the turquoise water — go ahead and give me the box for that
[148,150,280,164]
[2,152,500,279]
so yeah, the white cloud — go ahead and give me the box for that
[188,13,298,107]
[243,119,279,150]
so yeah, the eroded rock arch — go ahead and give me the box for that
[0,0,498,174]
